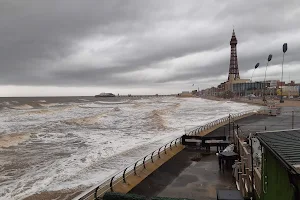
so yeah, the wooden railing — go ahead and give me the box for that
[233,128,262,199]
[254,167,262,197]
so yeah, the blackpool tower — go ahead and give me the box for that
[228,29,240,81]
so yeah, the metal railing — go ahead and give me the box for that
[186,110,256,136]
[74,137,182,200]
[74,110,256,200]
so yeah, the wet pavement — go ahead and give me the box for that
[233,107,300,137]
[130,109,300,200]
[130,149,236,200]
[207,107,300,139]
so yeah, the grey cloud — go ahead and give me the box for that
[0,0,300,91]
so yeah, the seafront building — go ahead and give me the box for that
[201,30,300,98]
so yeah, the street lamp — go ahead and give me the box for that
[280,43,288,103]
[251,63,260,96]
[251,63,260,82]
[263,54,272,103]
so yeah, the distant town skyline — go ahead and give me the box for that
[0,0,300,96]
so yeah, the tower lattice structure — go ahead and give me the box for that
[228,29,240,81]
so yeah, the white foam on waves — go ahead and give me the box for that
[0,97,260,200]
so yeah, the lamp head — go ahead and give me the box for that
[255,63,260,69]
[268,54,272,62]
[283,43,288,53]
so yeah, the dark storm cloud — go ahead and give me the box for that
[0,0,300,88]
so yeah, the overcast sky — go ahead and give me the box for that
[0,0,300,96]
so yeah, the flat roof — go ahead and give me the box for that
[256,129,300,175]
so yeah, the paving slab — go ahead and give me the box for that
[130,149,235,200]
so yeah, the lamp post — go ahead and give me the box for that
[263,54,272,103]
[251,63,260,82]
[280,43,288,103]
[251,63,260,96]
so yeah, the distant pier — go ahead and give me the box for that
[117,94,176,97]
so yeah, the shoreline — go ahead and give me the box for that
[199,96,300,107]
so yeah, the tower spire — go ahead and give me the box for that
[228,29,240,81]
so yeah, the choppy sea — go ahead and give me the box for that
[0,96,260,200]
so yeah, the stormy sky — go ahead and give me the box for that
[1,0,300,96]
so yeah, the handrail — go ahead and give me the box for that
[186,110,255,136]
[74,110,256,200]
[75,137,181,200]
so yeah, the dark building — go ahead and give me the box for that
[232,82,271,96]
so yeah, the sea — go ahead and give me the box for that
[0,96,260,200]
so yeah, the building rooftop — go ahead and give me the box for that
[256,129,300,175]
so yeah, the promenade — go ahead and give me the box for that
[130,109,299,199]
[201,95,300,107]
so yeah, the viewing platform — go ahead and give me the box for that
[75,108,300,200]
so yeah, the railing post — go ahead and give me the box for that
[151,151,155,163]
[123,167,128,183]
[169,141,172,150]
[164,144,168,154]
[232,121,235,141]
[143,156,147,169]
[110,175,115,192]
[292,111,294,129]
[228,114,231,138]
[158,147,162,158]
[94,186,99,200]
[251,137,254,197]
[134,161,138,175]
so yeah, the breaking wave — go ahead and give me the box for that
[63,114,105,126]
[0,97,261,200]
[96,100,130,104]
[0,101,11,106]
[10,104,34,110]
[0,132,30,148]
[79,103,105,108]
[39,103,65,107]
[112,107,121,112]
[147,110,167,130]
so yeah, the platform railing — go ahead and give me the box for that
[74,136,182,200]
[233,125,262,199]
[187,110,256,136]
[75,110,256,200]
